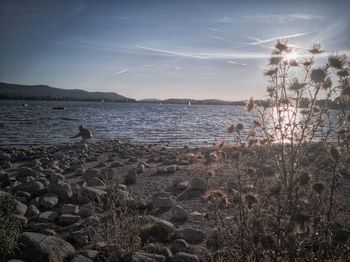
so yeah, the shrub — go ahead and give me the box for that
[207,40,350,261]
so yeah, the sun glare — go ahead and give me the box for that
[284,51,298,62]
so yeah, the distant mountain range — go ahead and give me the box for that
[0,82,263,106]
[0,82,134,102]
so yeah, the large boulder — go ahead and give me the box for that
[48,181,73,200]
[17,232,75,262]
[146,219,176,242]
[12,181,44,194]
[17,167,39,178]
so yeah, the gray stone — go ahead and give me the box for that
[37,211,59,223]
[70,228,92,245]
[12,181,44,194]
[16,191,31,202]
[176,181,189,190]
[151,192,175,208]
[71,255,93,262]
[12,214,28,225]
[79,250,99,260]
[226,180,237,192]
[40,193,59,209]
[79,204,95,218]
[53,151,66,160]
[190,177,207,191]
[30,197,40,207]
[174,228,205,244]
[171,205,189,220]
[83,168,100,181]
[14,200,28,216]
[49,173,65,183]
[125,169,137,185]
[17,167,38,177]
[131,251,166,262]
[61,204,79,215]
[37,177,50,187]
[173,252,199,262]
[0,160,12,169]
[40,229,57,236]
[18,232,75,262]
[147,219,176,242]
[86,177,106,187]
[263,166,274,177]
[110,161,124,167]
[206,229,221,250]
[59,214,80,225]
[81,186,107,201]
[136,163,146,174]
[48,181,73,200]
[166,165,177,174]
[242,184,255,193]
[16,175,36,183]
[0,172,10,186]
[100,167,117,180]
[26,204,40,218]
[171,239,189,254]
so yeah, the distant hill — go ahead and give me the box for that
[0,82,134,102]
[141,98,247,106]
[139,98,162,102]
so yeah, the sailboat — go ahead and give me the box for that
[188,101,191,106]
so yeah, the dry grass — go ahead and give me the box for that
[0,194,23,258]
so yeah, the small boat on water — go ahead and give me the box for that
[22,104,28,107]
[52,106,66,110]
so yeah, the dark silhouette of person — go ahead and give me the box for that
[71,125,92,143]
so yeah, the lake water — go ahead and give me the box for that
[0,100,258,146]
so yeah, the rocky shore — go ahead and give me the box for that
[0,140,225,262]
[1,140,350,262]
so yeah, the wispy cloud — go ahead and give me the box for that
[205,35,233,42]
[242,32,313,47]
[136,45,270,60]
[227,61,247,66]
[243,14,324,23]
[136,46,207,59]
[205,27,225,33]
[114,69,128,75]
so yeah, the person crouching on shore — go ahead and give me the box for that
[71,125,92,143]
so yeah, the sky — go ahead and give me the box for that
[0,0,349,100]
